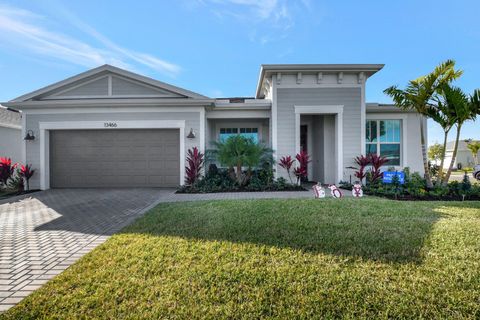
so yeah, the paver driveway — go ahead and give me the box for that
[0,188,167,312]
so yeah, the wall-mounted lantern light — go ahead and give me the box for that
[24,130,35,141]
[187,128,196,139]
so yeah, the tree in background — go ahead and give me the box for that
[439,86,480,184]
[384,60,462,188]
[428,143,445,164]
[466,140,480,165]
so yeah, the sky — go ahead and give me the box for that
[0,0,479,144]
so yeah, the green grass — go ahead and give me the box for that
[2,198,480,319]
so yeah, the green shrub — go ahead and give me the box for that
[177,166,304,193]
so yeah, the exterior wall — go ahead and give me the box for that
[444,150,478,169]
[0,126,22,163]
[24,110,202,190]
[366,112,425,174]
[275,87,362,181]
[206,118,270,148]
[406,114,427,174]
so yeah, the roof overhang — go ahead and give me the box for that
[3,98,215,110]
[256,64,385,98]
[366,103,419,114]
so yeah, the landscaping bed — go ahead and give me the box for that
[2,198,479,319]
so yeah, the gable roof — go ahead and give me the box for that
[0,106,21,129]
[9,64,209,103]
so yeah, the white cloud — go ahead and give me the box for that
[196,0,308,44]
[199,0,292,25]
[0,4,181,77]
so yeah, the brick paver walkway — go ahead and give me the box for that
[0,187,347,312]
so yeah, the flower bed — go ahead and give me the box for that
[177,167,305,193]
[340,169,480,201]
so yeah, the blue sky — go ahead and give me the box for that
[0,0,479,144]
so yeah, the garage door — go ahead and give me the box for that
[50,129,180,188]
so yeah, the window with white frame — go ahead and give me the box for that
[219,127,259,143]
[366,120,401,166]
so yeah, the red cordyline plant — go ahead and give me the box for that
[279,155,295,184]
[0,157,18,187]
[185,147,204,185]
[369,153,389,184]
[351,155,371,184]
[294,150,311,184]
[19,164,35,191]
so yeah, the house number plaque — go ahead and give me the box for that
[104,122,118,128]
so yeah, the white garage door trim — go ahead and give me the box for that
[39,120,186,190]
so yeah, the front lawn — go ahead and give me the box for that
[2,198,480,318]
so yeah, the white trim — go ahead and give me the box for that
[294,105,344,183]
[38,120,186,190]
[23,106,205,115]
[8,99,213,109]
[199,108,205,154]
[360,83,366,155]
[214,122,264,143]
[272,74,278,178]
[294,105,344,114]
[277,84,363,89]
[0,123,21,130]
[366,114,408,168]
[107,75,113,96]
[21,114,26,164]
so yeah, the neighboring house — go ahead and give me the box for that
[443,140,480,169]
[3,64,425,190]
[0,106,22,163]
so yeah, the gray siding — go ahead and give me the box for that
[58,77,109,97]
[0,127,22,163]
[112,76,182,96]
[276,88,362,181]
[26,111,201,189]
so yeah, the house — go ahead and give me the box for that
[2,64,425,190]
[0,106,22,163]
[443,140,480,169]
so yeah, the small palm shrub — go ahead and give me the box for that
[209,135,273,186]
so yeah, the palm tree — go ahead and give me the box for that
[384,60,463,188]
[466,140,480,165]
[425,99,456,184]
[439,86,480,184]
[210,135,273,186]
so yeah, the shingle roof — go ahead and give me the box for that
[0,106,21,128]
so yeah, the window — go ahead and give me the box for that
[366,120,401,166]
[219,127,259,143]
